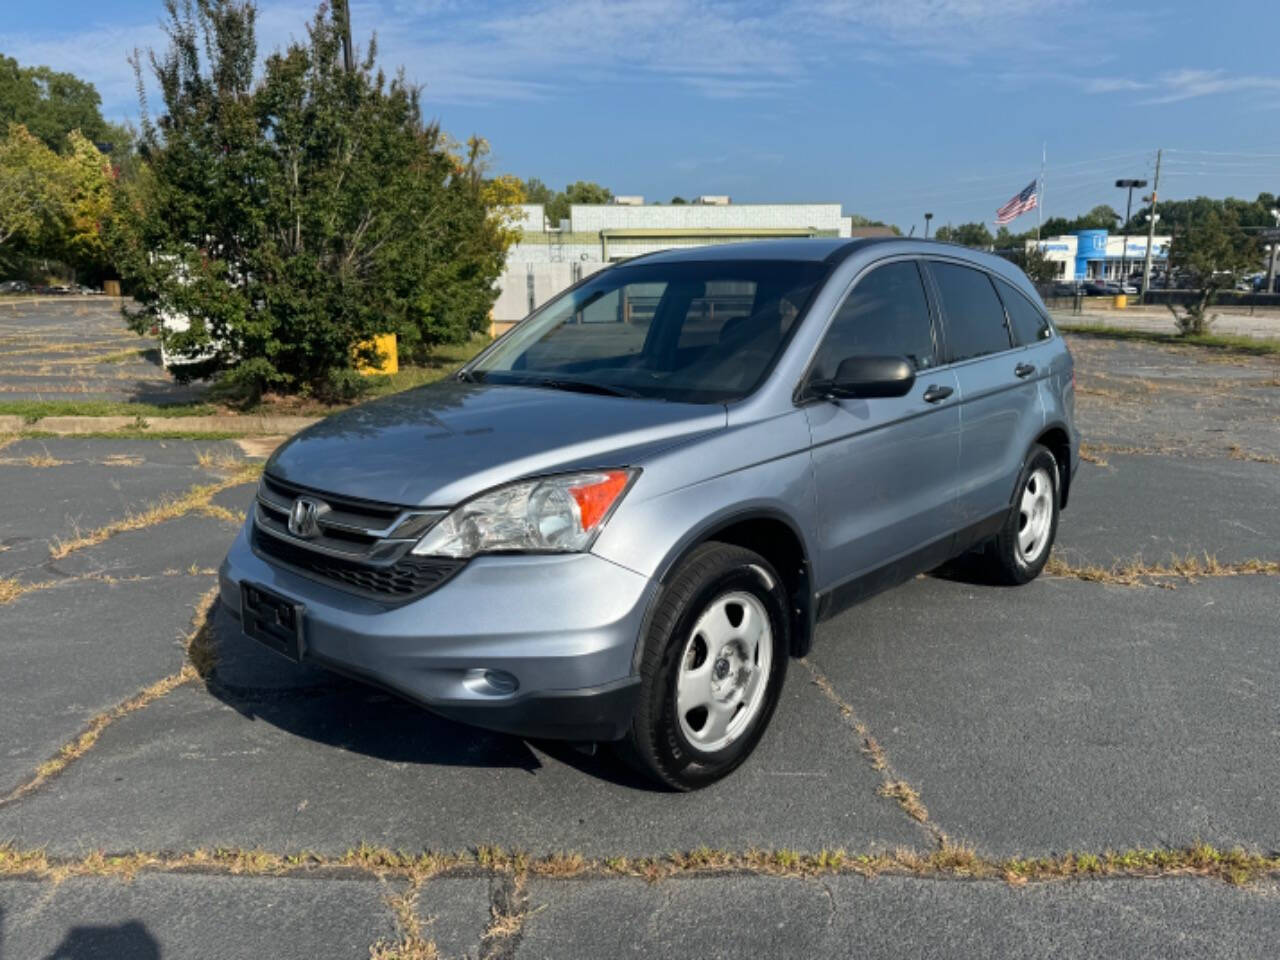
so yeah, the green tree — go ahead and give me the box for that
[935,221,993,248]
[544,180,611,224]
[0,55,118,151]
[59,131,115,273]
[520,177,555,206]
[670,195,687,205]
[1019,244,1058,284]
[1166,209,1254,335]
[115,0,519,400]
[0,123,67,255]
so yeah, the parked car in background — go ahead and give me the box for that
[0,280,31,293]
[220,238,1079,789]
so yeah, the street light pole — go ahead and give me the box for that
[1267,208,1280,296]
[924,212,933,240]
[1115,178,1147,287]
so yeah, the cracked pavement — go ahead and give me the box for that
[2,332,1279,958]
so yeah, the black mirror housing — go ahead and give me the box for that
[811,355,915,400]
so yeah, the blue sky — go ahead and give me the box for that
[6,0,1279,232]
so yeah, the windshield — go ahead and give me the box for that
[467,259,830,403]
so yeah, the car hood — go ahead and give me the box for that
[265,380,727,507]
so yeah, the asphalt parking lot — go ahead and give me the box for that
[2,332,1279,958]
[0,297,203,406]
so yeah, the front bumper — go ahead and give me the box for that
[218,525,656,740]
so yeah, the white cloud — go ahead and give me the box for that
[1079,67,1280,105]
[1143,69,1280,104]
[4,0,1091,118]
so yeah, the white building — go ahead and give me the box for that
[491,200,889,327]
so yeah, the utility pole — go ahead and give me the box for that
[335,0,354,72]
[1141,149,1162,298]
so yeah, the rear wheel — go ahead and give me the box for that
[982,444,1060,585]
[619,542,789,790]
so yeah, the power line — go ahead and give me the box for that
[1166,148,1280,158]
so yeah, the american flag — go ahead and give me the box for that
[995,180,1039,225]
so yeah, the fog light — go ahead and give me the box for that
[463,668,519,696]
[483,670,519,695]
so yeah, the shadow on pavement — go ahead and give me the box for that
[201,601,657,789]
[43,921,160,960]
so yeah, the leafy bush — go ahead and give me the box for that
[114,0,520,401]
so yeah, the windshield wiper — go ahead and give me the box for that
[522,376,643,398]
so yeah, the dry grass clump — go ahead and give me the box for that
[48,463,259,559]
[195,446,246,472]
[1046,551,1280,587]
[877,781,929,823]
[369,880,440,960]
[481,871,530,953]
[1227,444,1280,465]
[0,577,23,605]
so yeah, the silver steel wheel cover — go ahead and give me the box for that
[1017,466,1054,564]
[675,590,773,754]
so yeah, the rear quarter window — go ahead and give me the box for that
[929,261,1013,363]
[996,278,1053,345]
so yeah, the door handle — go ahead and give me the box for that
[922,384,953,404]
[1015,362,1036,379]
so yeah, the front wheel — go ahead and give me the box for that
[982,444,1060,585]
[618,542,789,790]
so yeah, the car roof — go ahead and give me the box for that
[628,238,869,264]
[621,237,1028,278]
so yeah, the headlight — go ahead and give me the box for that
[411,469,637,558]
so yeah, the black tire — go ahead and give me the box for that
[617,541,790,791]
[983,443,1060,585]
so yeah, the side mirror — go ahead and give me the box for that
[810,355,915,400]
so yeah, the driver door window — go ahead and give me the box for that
[811,261,936,380]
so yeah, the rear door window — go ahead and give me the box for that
[929,262,1013,363]
[995,278,1053,345]
[811,260,936,380]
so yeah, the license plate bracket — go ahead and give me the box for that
[241,582,305,663]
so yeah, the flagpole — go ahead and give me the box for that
[1037,142,1045,242]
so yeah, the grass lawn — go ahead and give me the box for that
[0,336,490,422]
[0,400,219,421]
[1058,323,1280,357]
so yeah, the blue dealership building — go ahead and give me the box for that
[1031,230,1171,281]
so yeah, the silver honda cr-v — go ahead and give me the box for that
[220,237,1078,789]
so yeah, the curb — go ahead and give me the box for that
[2,414,320,436]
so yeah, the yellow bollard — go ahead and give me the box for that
[355,333,398,375]
[1113,294,1127,310]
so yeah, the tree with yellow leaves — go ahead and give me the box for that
[0,123,67,252]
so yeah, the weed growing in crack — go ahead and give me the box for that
[3,843,1275,887]
[801,659,941,840]
[47,464,260,559]
[1045,551,1280,587]
[0,587,219,806]
[369,879,440,960]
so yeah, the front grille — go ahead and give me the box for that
[251,472,458,602]
[252,526,464,603]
